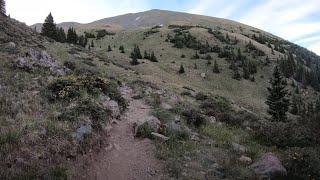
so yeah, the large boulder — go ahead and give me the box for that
[104,100,120,119]
[14,49,66,75]
[134,116,161,137]
[251,153,287,179]
[231,142,246,154]
[73,124,92,141]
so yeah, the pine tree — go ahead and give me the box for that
[66,27,78,44]
[213,60,220,73]
[316,96,320,112]
[119,45,125,53]
[193,51,200,59]
[232,67,241,80]
[130,45,142,59]
[41,13,57,40]
[144,50,149,59]
[108,45,112,52]
[0,0,6,15]
[194,63,198,69]
[90,40,94,48]
[179,64,185,74]
[56,27,66,43]
[130,56,139,65]
[266,66,290,121]
[150,52,158,62]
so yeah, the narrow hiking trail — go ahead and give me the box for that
[77,86,167,180]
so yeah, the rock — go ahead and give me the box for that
[73,124,92,141]
[239,155,252,164]
[201,73,206,78]
[14,49,66,75]
[251,153,287,179]
[104,100,120,119]
[151,132,169,141]
[231,142,246,154]
[7,42,16,50]
[206,116,216,124]
[160,102,172,110]
[134,116,161,137]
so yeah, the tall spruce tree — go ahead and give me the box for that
[67,27,78,44]
[150,52,158,62]
[213,60,220,73]
[179,64,185,74]
[41,13,57,40]
[0,0,6,15]
[266,66,290,121]
[56,27,66,43]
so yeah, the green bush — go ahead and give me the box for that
[254,121,317,148]
[182,108,206,127]
[283,147,320,179]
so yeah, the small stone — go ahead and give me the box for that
[151,132,169,141]
[239,155,252,164]
[231,142,246,154]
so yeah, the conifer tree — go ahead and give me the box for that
[108,45,112,52]
[119,45,125,53]
[41,13,57,40]
[213,60,220,73]
[150,52,158,62]
[90,40,94,48]
[266,66,289,121]
[66,27,78,44]
[56,27,66,43]
[144,50,149,59]
[316,96,320,112]
[194,63,198,69]
[0,0,6,15]
[130,45,142,59]
[179,64,185,74]
[130,56,139,65]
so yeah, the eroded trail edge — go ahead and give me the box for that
[77,85,166,180]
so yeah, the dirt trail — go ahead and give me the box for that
[77,86,166,180]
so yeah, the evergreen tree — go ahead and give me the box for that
[130,56,139,65]
[316,96,320,112]
[66,27,78,44]
[179,64,185,74]
[0,0,6,15]
[266,66,290,121]
[194,63,198,69]
[78,35,87,47]
[56,27,66,43]
[41,13,57,40]
[130,45,142,59]
[213,60,220,73]
[108,45,112,52]
[90,40,94,48]
[119,45,125,53]
[144,50,150,59]
[243,65,250,79]
[193,51,200,59]
[150,52,158,62]
[232,66,241,80]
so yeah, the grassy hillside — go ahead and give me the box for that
[2,9,320,179]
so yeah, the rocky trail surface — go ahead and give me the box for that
[76,86,167,180]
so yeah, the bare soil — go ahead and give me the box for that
[75,86,167,180]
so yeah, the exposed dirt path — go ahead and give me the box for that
[77,86,167,180]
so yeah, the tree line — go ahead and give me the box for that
[0,0,6,15]
[41,13,88,47]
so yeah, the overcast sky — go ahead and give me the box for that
[6,0,320,55]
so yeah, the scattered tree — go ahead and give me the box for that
[0,0,6,15]
[266,66,290,121]
[119,45,125,53]
[66,27,78,44]
[41,13,57,40]
[213,60,220,73]
[130,45,142,59]
[130,56,139,65]
[108,45,112,52]
[150,52,158,62]
[179,64,185,74]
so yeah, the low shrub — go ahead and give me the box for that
[254,121,317,148]
[283,147,320,179]
[195,92,208,101]
[182,108,206,127]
